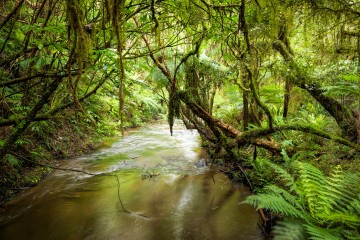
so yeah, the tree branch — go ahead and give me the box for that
[235,124,360,150]
[0,71,80,88]
[0,0,25,30]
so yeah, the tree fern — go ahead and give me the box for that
[244,161,360,239]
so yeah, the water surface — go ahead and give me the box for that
[0,122,262,240]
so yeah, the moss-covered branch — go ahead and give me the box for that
[0,71,81,88]
[178,90,280,153]
[236,124,359,150]
[0,70,113,127]
[247,66,274,129]
[273,40,360,143]
[0,77,64,161]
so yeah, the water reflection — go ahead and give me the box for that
[0,122,262,240]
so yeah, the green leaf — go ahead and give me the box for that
[35,57,46,69]
[6,155,19,167]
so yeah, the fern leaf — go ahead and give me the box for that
[295,162,332,215]
[244,194,307,220]
[273,221,306,240]
[317,212,360,228]
[269,162,297,190]
[248,161,360,240]
[326,169,360,213]
[304,224,342,240]
[341,229,360,240]
[264,185,305,212]
[348,194,360,215]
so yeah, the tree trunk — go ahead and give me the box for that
[273,40,360,143]
[242,72,249,130]
[178,90,280,153]
[116,0,126,135]
[283,80,291,118]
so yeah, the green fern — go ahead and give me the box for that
[268,161,297,189]
[303,224,342,240]
[264,185,305,213]
[273,221,306,240]
[245,193,307,220]
[296,162,332,217]
[243,161,360,239]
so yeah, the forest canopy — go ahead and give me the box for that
[1,0,359,176]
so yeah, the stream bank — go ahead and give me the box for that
[0,116,121,204]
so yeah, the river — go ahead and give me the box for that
[0,122,262,240]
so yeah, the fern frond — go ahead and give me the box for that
[326,169,360,213]
[296,162,326,184]
[348,194,360,215]
[273,221,306,240]
[295,162,332,216]
[341,229,360,240]
[244,194,307,220]
[303,224,342,240]
[247,161,360,240]
[317,212,360,228]
[264,185,305,212]
[269,162,297,190]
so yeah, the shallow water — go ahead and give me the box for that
[0,122,262,240]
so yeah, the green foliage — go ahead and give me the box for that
[322,81,360,99]
[244,161,360,239]
[5,154,20,168]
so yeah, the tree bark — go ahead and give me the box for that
[178,90,280,153]
[283,79,291,118]
[242,71,249,130]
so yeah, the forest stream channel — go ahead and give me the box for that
[0,121,262,240]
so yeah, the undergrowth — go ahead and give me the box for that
[244,158,360,240]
